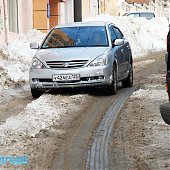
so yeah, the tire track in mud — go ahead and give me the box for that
[0,91,32,124]
[86,87,135,170]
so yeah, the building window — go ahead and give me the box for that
[7,0,19,33]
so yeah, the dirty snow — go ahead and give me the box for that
[0,29,45,96]
[0,93,88,144]
[132,89,166,99]
[133,59,155,69]
[111,80,170,169]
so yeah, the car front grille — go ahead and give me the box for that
[46,60,88,68]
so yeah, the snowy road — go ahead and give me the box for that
[0,16,169,169]
[86,86,135,170]
[0,52,170,170]
[50,51,170,170]
[0,51,169,170]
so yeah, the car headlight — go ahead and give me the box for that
[31,58,45,69]
[88,55,107,67]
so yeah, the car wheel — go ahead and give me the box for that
[160,102,170,125]
[106,66,117,95]
[122,62,133,88]
[31,88,43,98]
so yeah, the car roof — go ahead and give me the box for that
[55,21,116,28]
[126,11,155,14]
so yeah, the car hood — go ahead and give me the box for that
[36,47,109,65]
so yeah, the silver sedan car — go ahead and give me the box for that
[29,21,133,98]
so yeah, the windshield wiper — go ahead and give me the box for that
[41,46,75,49]
[86,45,107,47]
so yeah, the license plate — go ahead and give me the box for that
[52,74,80,81]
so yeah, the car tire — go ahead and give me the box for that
[160,102,170,125]
[122,62,133,88]
[106,66,117,95]
[31,88,43,98]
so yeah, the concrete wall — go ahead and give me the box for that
[60,0,74,24]
[18,0,33,33]
[33,0,50,32]
[0,0,5,44]
[82,0,119,21]
[99,0,119,16]
[82,0,91,20]
[0,0,33,45]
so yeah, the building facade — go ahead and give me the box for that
[0,0,33,45]
[2,0,167,45]
[0,0,121,45]
[124,0,166,17]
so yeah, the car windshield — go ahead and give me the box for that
[41,26,109,48]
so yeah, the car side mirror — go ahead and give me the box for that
[113,39,124,46]
[30,42,39,49]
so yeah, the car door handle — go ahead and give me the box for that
[121,49,124,53]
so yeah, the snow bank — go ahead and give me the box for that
[0,30,45,92]
[85,15,169,57]
[0,94,88,144]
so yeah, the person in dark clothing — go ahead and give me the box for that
[166,30,170,99]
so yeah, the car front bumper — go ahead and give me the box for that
[29,66,113,89]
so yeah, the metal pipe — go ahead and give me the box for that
[3,0,8,45]
[97,0,99,15]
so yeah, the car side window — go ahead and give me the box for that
[109,25,117,43]
[128,13,140,18]
[113,27,123,39]
[140,13,154,20]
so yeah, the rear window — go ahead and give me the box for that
[125,12,155,20]
[140,13,155,20]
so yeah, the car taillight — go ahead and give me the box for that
[166,82,170,100]
[166,82,168,92]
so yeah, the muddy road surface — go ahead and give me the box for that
[0,51,169,170]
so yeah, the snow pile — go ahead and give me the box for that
[0,94,88,144]
[7,29,45,63]
[0,29,45,92]
[85,15,169,57]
